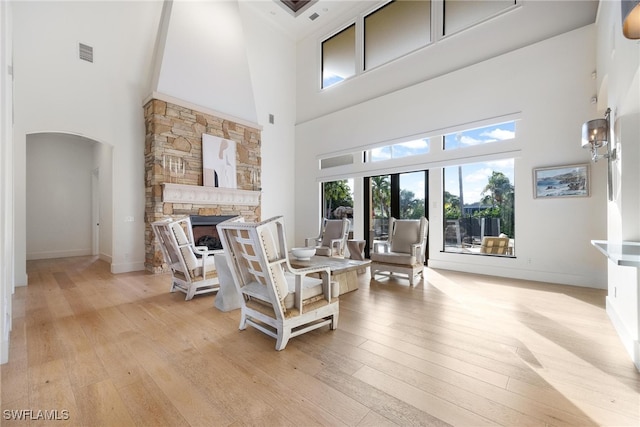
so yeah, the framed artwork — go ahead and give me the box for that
[533,164,589,198]
[202,134,237,189]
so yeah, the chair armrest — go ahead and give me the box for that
[305,237,321,247]
[287,264,332,312]
[330,238,344,253]
[410,243,425,262]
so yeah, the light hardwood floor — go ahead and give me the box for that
[2,256,639,426]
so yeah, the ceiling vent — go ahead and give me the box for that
[309,12,319,21]
[79,43,93,63]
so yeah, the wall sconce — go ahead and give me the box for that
[581,108,612,162]
[582,108,616,200]
[622,0,640,39]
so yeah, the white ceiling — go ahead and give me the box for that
[241,0,382,41]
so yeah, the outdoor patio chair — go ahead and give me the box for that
[217,216,339,350]
[480,236,510,255]
[370,217,428,286]
[305,218,350,257]
[151,217,222,300]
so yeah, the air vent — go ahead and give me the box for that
[79,43,93,63]
[309,12,319,21]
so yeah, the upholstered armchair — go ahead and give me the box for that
[152,217,222,300]
[217,216,339,350]
[370,217,428,286]
[305,218,350,257]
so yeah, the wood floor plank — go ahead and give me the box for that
[73,379,136,427]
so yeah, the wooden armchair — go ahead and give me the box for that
[151,217,222,300]
[305,218,350,257]
[217,216,339,350]
[370,217,428,286]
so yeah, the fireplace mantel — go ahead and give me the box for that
[163,183,260,206]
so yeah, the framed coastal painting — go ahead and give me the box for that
[533,164,590,198]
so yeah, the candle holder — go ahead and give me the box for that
[162,154,186,184]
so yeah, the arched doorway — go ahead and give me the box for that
[25,132,112,261]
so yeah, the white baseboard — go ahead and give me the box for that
[111,261,145,274]
[606,296,640,372]
[427,259,607,289]
[27,248,92,260]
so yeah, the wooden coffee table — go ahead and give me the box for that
[289,255,370,295]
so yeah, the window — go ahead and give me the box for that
[443,159,515,256]
[364,0,431,70]
[443,120,515,150]
[322,24,356,89]
[368,138,430,162]
[443,0,516,35]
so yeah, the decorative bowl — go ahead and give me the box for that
[290,247,316,261]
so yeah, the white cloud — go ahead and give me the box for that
[398,139,429,149]
[481,128,515,141]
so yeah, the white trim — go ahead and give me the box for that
[606,296,640,371]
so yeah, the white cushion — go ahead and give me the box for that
[240,272,338,310]
[282,273,339,309]
[321,220,343,247]
[390,220,420,254]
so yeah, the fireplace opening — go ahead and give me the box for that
[190,215,237,252]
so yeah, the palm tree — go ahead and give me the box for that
[481,171,513,207]
[371,175,390,219]
[371,175,391,237]
[481,171,515,236]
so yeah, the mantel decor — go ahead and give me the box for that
[162,183,260,206]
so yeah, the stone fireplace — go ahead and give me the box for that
[144,97,261,273]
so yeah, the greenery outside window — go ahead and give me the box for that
[443,159,515,256]
[322,179,354,220]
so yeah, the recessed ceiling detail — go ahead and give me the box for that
[277,0,318,17]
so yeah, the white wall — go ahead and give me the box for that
[596,0,640,370]
[1,0,14,364]
[295,24,608,288]
[156,0,257,125]
[25,133,96,260]
[12,0,163,278]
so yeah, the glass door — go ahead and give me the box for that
[364,170,428,258]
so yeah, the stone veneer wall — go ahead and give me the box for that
[144,98,261,273]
